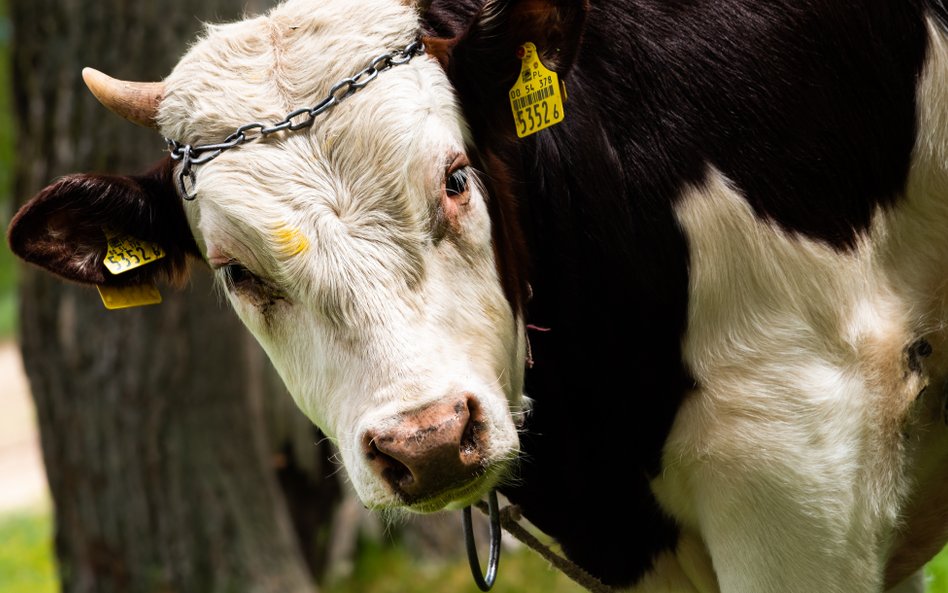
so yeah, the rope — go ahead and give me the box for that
[474,501,619,593]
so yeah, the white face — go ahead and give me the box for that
[156,0,526,512]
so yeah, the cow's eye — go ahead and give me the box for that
[219,263,288,311]
[222,263,259,291]
[445,167,470,198]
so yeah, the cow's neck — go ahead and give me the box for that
[490,78,693,592]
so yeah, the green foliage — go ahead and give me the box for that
[0,509,583,593]
[324,537,583,593]
[0,0,15,339]
[0,245,16,338]
[0,0,11,202]
[927,544,948,592]
[0,511,58,593]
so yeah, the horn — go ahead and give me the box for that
[82,68,163,129]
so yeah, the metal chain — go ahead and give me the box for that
[167,38,425,200]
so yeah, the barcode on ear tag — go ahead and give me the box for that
[97,284,163,310]
[103,231,166,275]
[509,42,566,138]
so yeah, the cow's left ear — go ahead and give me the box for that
[435,0,588,139]
[7,157,200,288]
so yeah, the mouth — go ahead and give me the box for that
[397,460,512,514]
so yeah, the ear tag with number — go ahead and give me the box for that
[103,231,166,275]
[509,42,566,138]
[98,230,166,309]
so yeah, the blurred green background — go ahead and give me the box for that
[0,0,14,340]
[0,509,589,593]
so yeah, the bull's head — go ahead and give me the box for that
[7,0,586,513]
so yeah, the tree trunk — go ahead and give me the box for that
[11,2,336,592]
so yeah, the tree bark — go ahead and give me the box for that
[11,2,335,592]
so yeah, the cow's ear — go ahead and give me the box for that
[459,0,588,73]
[443,0,588,139]
[7,157,200,287]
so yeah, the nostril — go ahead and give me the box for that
[460,396,486,458]
[363,433,414,489]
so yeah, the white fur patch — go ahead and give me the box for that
[645,17,948,592]
[157,0,526,510]
[653,169,912,592]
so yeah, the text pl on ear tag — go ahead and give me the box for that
[509,42,566,138]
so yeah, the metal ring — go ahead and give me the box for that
[463,491,501,592]
[283,107,314,131]
[261,120,292,135]
[235,122,266,142]
[178,167,198,201]
[370,53,393,71]
[309,96,337,117]
[350,66,379,89]
[189,148,224,165]
[329,78,356,101]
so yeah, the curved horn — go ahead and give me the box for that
[82,68,163,129]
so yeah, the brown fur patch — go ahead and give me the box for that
[7,157,200,288]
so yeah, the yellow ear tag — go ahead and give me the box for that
[97,284,163,310]
[103,231,166,275]
[98,230,166,309]
[509,42,566,138]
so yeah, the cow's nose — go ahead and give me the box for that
[363,396,488,502]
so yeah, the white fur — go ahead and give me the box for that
[157,0,526,511]
[648,16,948,593]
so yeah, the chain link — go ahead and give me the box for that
[167,38,424,200]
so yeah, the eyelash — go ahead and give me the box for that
[445,166,470,197]
[221,263,259,291]
[219,262,287,310]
